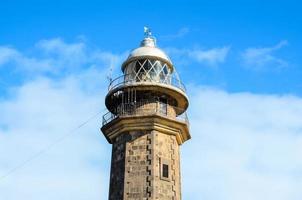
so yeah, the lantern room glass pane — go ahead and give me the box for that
[123,59,172,84]
[124,61,136,82]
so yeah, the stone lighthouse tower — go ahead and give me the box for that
[101,28,191,200]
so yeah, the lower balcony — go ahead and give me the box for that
[102,101,189,127]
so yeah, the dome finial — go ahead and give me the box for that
[144,26,152,38]
[141,26,156,47]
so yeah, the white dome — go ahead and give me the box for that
[121,37,173,72]
[128,46,172,63]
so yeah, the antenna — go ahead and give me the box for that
[106,66,113,84]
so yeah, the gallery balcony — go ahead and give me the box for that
[102,100,189,127]
[107,73,186,93]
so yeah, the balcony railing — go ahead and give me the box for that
[108,73,186,92]
[102,101,189,126]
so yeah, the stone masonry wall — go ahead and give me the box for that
[124,131,151,199]
[153,131,181,200]
[108,130,181,200]
[108,133,131,200]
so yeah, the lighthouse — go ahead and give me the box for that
[101,28,191,200]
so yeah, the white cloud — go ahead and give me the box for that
[241,40,288,70]
[0,46,53,72]
[166,46,231,66]
[0,46,19,65]
[182,86,302,200]
[37,38,86,56]
[0,38,126,75]
[0,74,111,200]
[161,27,190,40]
[188,46,230,65]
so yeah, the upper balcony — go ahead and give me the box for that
[108,72,186,93]
[105,70,189,113]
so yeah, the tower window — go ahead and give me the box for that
[162,164,169,178]
[160,158,171,181]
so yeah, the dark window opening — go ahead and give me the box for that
[162,164,169,178]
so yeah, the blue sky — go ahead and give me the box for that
[1,0,302,95]
[0,0,302,199]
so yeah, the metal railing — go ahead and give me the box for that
[108,73,186,92]
[102,101,189,126]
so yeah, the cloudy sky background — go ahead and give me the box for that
[1,0,302,199]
